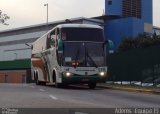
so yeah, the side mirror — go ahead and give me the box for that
[57,39,63,51]
[106,40,114,54]
[108,40,114,49]
[104,40,108,44]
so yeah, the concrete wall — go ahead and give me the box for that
[105,17,144,49]
[0,70,27,83]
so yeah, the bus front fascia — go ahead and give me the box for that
[56,41,107,84]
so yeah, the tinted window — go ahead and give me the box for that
[61,28,104,42]
[63,42,105,67]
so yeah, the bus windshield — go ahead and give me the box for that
[63,42,105,67]
[61,28,104,42]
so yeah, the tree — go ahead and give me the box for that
[118,34,160,52]
[0,10,10,25]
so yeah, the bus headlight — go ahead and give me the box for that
[99,71,106,77]
[66,72,71,76]
[64,72,72,77]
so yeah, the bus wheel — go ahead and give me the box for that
[41,82,46,85]
[55,81,62,88]
[88,82,96,89]
[55,77,62,88]
[55,78,62,88]
[35,71,40,85]
[53,70,61,88]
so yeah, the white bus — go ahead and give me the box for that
[31,24,107,89]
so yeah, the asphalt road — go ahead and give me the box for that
[0,84,160,114]
[0,83,160,108]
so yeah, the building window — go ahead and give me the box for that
[108,0,112,5]
[122,0,141,18]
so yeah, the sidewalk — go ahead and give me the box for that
[97,83,160,95]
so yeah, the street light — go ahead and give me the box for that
[44,3,48,26]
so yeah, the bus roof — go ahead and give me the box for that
[32,24,103,50]
[56,24,103,29]
[43,24,102,38]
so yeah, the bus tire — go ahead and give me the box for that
[88,82,96,89]
[35,71,40,85]
[55,82,62,88]
[34,71,36,83]
[53,70,61,88]
[55,77,62,88]
[41,82,46,85]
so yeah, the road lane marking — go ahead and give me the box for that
[31,86,35,88]
[39,89,45,92]
[49,95,58,100]
[75,112,88,114]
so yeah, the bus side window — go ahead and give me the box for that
[56,29,60,40]
[50,30,56,48]
[46,34,51,49]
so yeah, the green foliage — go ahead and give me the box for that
[0,10,10,25]
[118,37,133,51]
[118,34,160,52]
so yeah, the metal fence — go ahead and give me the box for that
[107,45,160,86]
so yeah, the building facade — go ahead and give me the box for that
[105,0,153,49]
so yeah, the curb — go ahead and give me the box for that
[97,84,160,95]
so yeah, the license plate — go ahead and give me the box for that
[81,79,89,82]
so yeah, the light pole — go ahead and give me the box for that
[44,3,48,28]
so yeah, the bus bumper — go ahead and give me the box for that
[62,75,107,84]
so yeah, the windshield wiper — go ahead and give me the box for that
[86,49,98,68]
[74,48,80,68]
